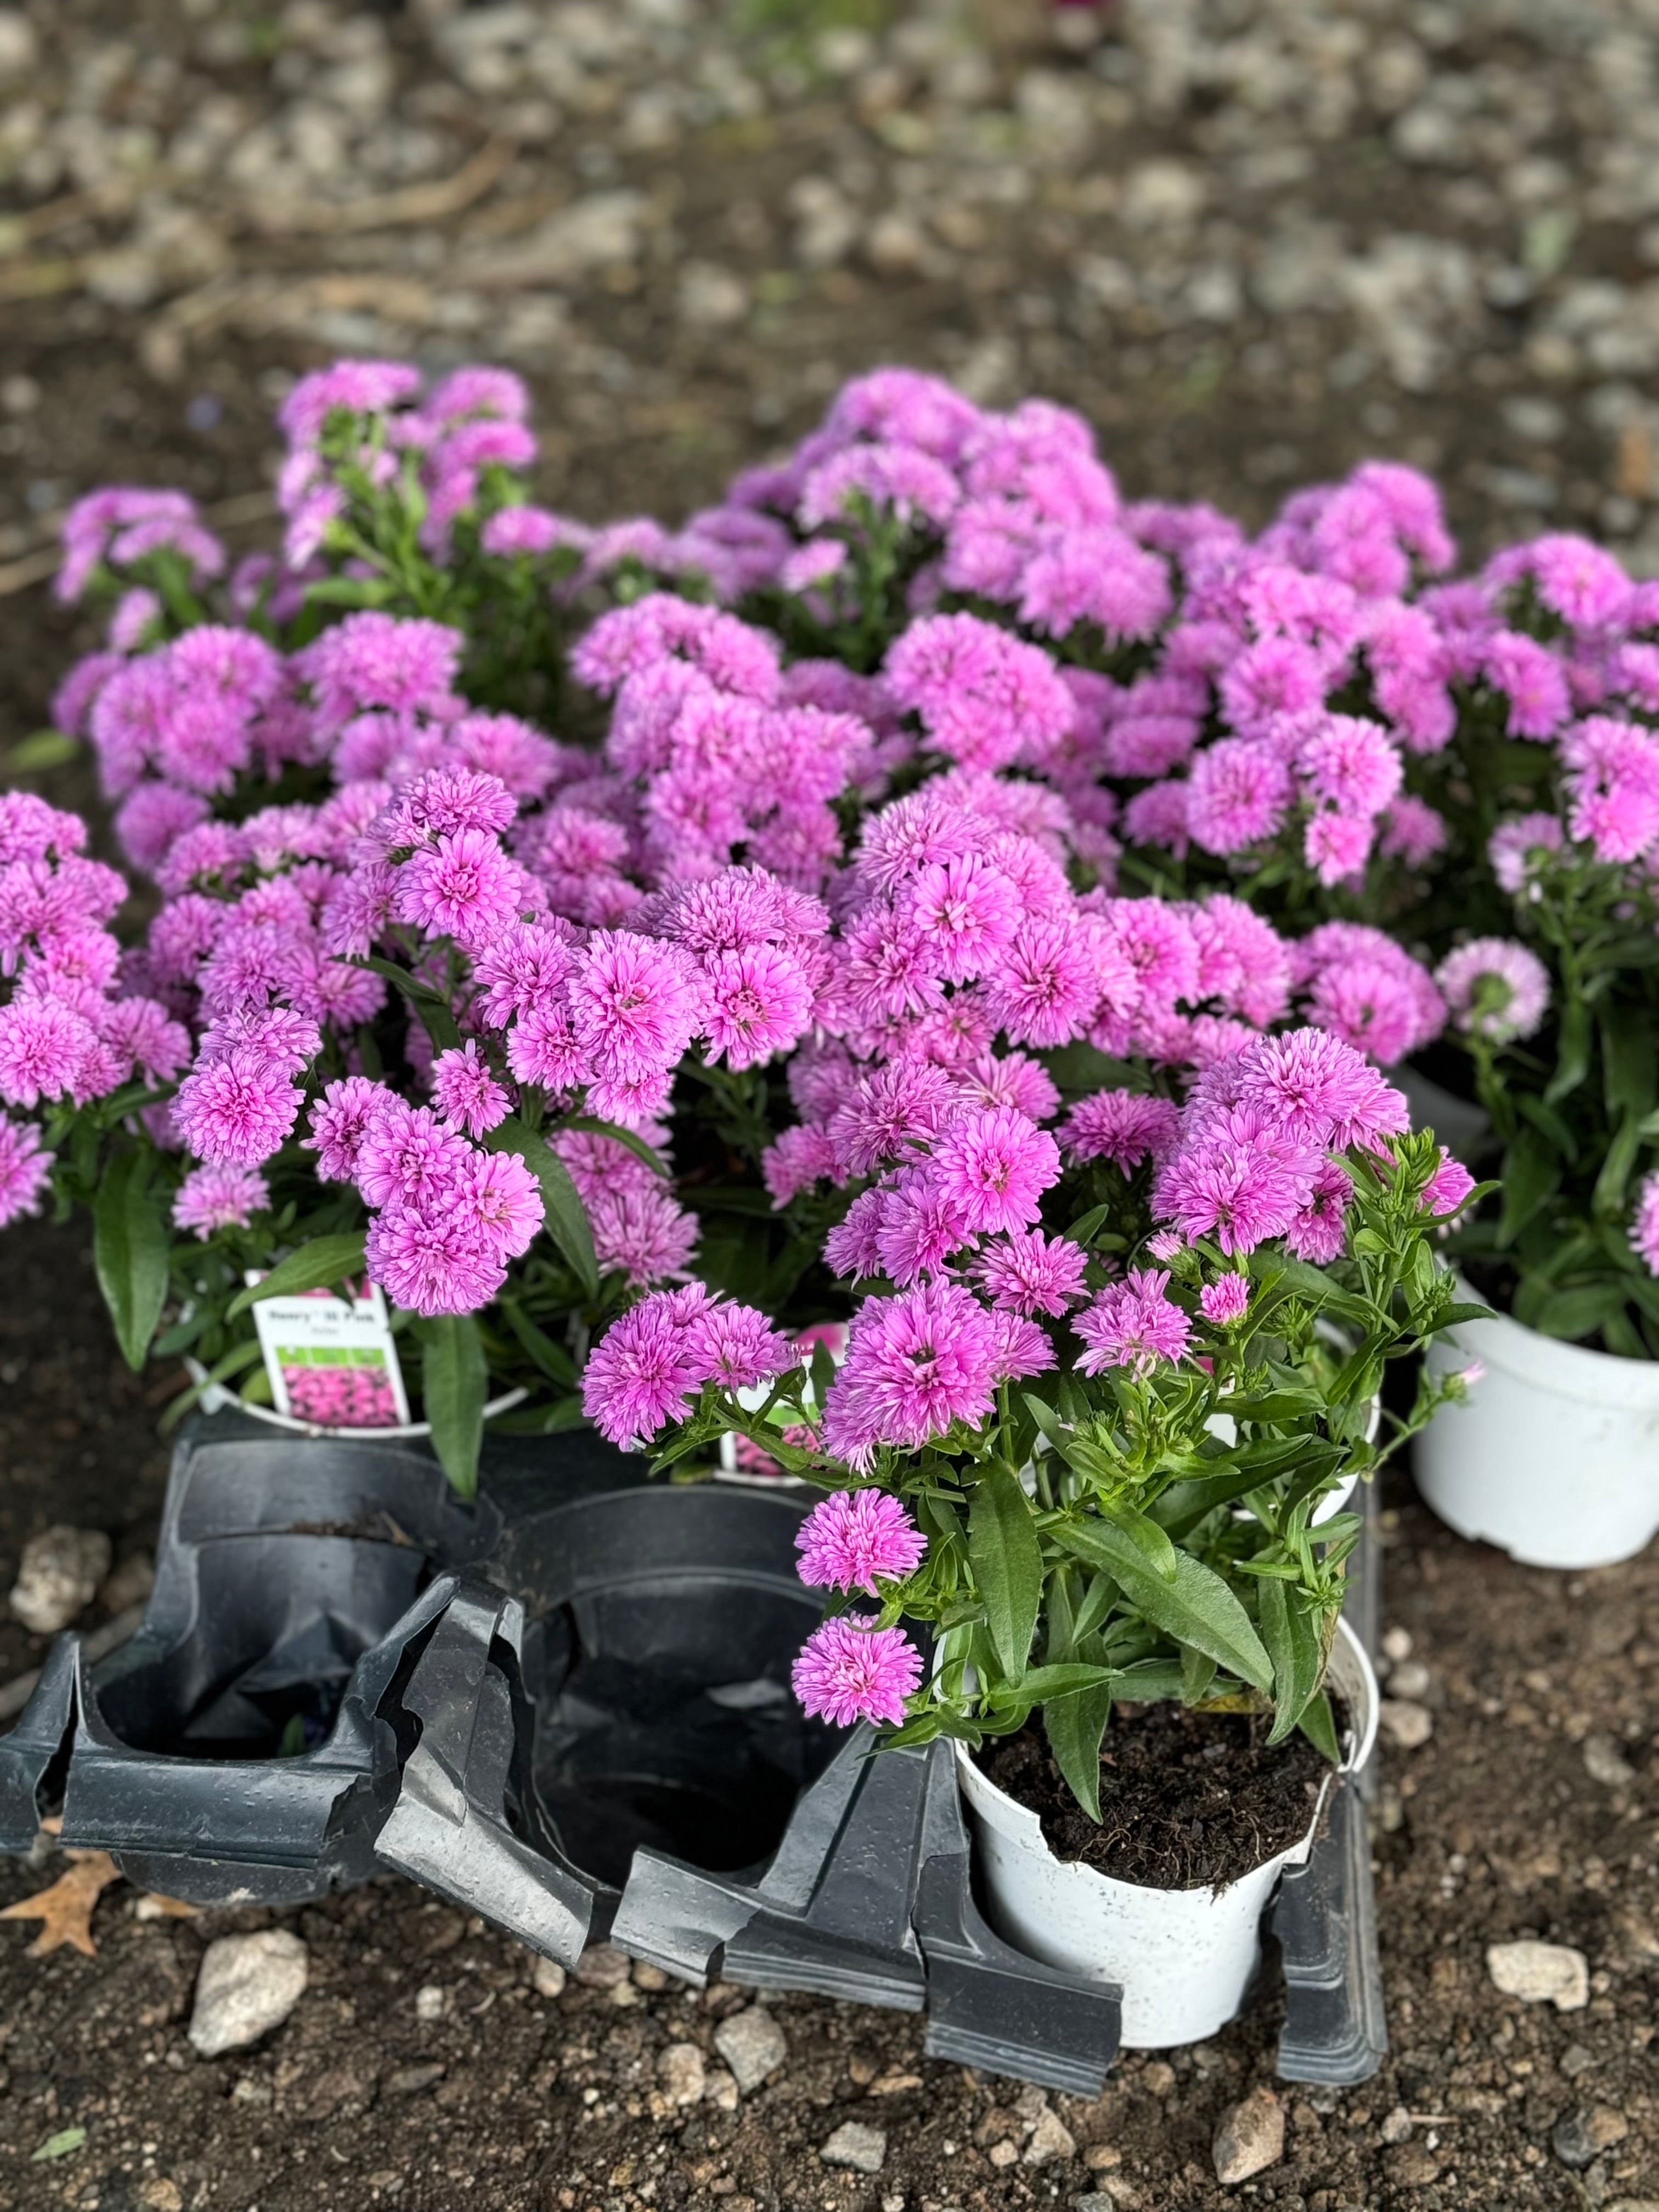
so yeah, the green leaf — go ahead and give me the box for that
[999,1662,1121,1700]
[1257,1576,1323,1747]
[1043,1683,1113,1824]
[555,1114,671,1177]
[1219,1387,1325,1424]
[487,1119,599,1302]
[31,2128,86,2164]
[5,728,80,773]
[159,1338,266,1433]
[303,575,397,608]
[227,1234,366,1320]
[496,1297,577,1387]
[968,1465,1043,1681]
[1299,1691,1340,1763]
[1100,1502,1179,1583]
[419,1311,488,1499]
[1544,993,1592,1105]
[1052,1521,1274,1693]
[1523,1281,1630,1345]
[1496,1126,1562,1248]
[355,956,462,1052]
[93,1153,170,1372]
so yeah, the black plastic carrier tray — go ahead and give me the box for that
[0,1413,1386,2091]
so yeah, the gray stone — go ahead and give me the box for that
[1025,2108,1077,2165]
[1487,1940,1590,2011]
[9,1527,113,1635]
[188,1932,309,2057]
[820,2121,888,2174]
[1582,1733,1637,1788]
[1212,2086,1285,2185]
[676,261,748,330]
[1552,2106,1629,2169]
[713,2005,786,2092]
[385,2062,445,2096]
[657,2041,705,2106]
[529,1954,566,1998]
[1379,1699,1434,1749]
[1388,1660,1431,1700]
[574,1943,630,1988]
[414,1983,445,2020]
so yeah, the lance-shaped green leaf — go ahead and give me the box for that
[227,1233,367,1319]
[1053,1519,1273,1692]
[488,1119,599,1302]
[93,1152,171,1371]
[968,1464,1043,1680]
[1043,1680,1114,1823]
[355,955,462,1053]
[1257,1575,1325,1746]
[419,1310,488,1499]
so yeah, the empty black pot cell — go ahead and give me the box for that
[58,1412,486,1900]
[494,1485,836,1893]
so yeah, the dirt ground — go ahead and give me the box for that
[2,3,1659,2204]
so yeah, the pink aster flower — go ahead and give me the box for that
[306,1077,388,1183]
[905,855,1022,984]
[172,1163,269,1239]
[582,1285,714,1447]
[929,1105,1060,1235]
[1632,1172,1659,1276]
[1379,795,1448,868]
[821,1279,1001,1468]
[589,1183,700,1289]
[686,1298,799,1390]
[356,1101,473,1210]
[791,1616,923,1728]
[700,944,814,1070]
[983,919,1105,1049]
[1435,939,1550,1043]
[0,999,95,1109]
[1184,740,1293,855]
[1487,812,1564,894]
[431,1042,511,1137]
[396,827,527,949]
[366,1204,504,1317]
[1285,1160,1354,1263]
[1199,1273,1250,1327]
[873,1167,976,1286]
[457,1147,543,1263]
[1304,810,1374,887]
[974,1227,1088,1317]
[1235,1029,1409,1151]
[568,930,702,1084]
[1421,1148,1477,1221]
[0,1115,52,1226]
[1060,1089,1181,1173]
[796,1489,928,1595]
[172,1047,302,1165]
[1074,1267,1192,1375]
[1152,1109,1319,1256]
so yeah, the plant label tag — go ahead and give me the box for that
[245,1272,411,1429]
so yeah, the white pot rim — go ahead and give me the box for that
[1441,1271,1659,1410]
[953,1613,1376,1895]
[183,1356,528,1442]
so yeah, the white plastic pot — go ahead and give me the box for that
[955,1617,1378,2049]
[1416,1280,1659,1568]
[184,1357,527,1443]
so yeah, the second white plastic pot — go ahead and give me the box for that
[1416,1281,1659,1568]
[954,1617,1378,2049]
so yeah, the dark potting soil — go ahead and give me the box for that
[977,1702,1337,1890]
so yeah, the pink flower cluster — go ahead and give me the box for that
[580,1283,798,1448]
[0,791,190,1227]
[282,1363,401,1428]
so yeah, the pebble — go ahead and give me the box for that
[574,1943,630,1988]
[1140,2061,1176,2097]
[1212,2086,1285,2185]
[414,1983,446,2021]
[1025,2108,1077,2165]
[1379,1699,1434,1749]
[657,2042,706,2107]
[1385,2143,1441,2187]
[9,1526,113,1634]
[1486,1940,1590,2011]
[712,2005,787,2092]
[1582,1734,1637,1788]
[1387,1660,1431,1699]
[1551,2106,1629,2169]
[1379,2106,1414,2144]
[529,1954,567,1999]
[820,2121,888,2175]
[384,2062,445,2096]
[676,261,749,331]
[188,1931,309,2058]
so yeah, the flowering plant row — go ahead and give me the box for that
[3,361,1487,1500]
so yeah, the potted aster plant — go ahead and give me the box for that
[580,1023,1480,2045]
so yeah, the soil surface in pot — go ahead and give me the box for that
[976,1703,1336,1888]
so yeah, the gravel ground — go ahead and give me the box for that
[2,3,1659,2208]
